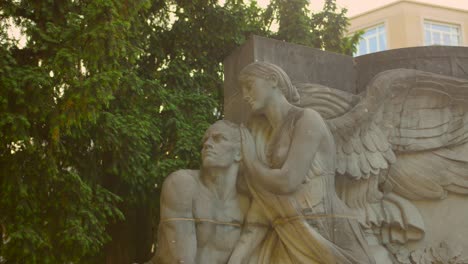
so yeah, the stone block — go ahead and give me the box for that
[355,46,468,93]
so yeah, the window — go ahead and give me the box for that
[354,24,387,56]
[424,20,461,46]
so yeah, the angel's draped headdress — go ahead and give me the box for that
[238,61,300,105]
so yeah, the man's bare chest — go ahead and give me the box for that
[193,194,244,250]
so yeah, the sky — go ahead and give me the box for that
[257,0,468,17]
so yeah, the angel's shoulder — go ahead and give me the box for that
[295,108,327,129]
[301,108,323,119]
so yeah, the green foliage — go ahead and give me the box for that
[271,0,313,46]
[267,0,361,55]
[0,0,146,262]
[0,0,358,262]
[310,0,362,55]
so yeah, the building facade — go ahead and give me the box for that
[349,0,468,56]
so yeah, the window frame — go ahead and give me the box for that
[354,23,388,56]
[423,19,462,46]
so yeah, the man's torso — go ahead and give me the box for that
[193,174,248,263]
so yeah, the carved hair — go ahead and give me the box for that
[211,120,240,146]
[238,61,300,104]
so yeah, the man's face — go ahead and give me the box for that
[201,123,240,169]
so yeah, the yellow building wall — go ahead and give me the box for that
[349,0,468,50]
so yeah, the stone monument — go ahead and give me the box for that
[150,36,468,264]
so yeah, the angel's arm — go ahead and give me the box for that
[245,109,325,194]
[228,200,268,264]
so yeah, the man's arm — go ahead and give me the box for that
[152,170,198,264]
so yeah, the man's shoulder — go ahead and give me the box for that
[161,170,199,211]
[164,169,199,187]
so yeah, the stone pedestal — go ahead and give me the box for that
[355,46,468,92]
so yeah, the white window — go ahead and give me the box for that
[354,24,387,56]
[424,20,461,46]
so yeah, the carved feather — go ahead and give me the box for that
[362,132,377,153]
[347,152,361,179]
[351,131,364,154]
[370,127,389,152]
[336,148,347,175]
[382,148,396,164]
[342,139,354,155]
[358,152,371,178]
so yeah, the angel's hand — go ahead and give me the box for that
[240,125,258,175]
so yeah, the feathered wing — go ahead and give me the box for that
[297,81,395,230]
[365,69,468,201]
[296,83,361,119]
[297,69,468,243]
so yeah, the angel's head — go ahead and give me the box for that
[238,62,300,112]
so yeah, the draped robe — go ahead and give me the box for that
[245,108,375,264]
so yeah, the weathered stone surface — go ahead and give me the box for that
[355,46,468,93]
[407,194,468,261]
[223,38,255,124]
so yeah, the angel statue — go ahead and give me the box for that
[229,61,468,264]
[228,62,376,264]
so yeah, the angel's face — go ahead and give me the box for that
[241,76,275,112]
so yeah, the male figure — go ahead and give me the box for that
[149,120,249,264]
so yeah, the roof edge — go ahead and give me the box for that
[350,0,468,20]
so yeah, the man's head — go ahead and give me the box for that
[201,120,241,169]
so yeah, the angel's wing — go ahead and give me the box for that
[297,69,468,239]
[373,70,468,200]
[298,80,396,182]
[297,82,394,231]
[296,83,361,119]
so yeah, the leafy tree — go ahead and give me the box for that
[310,0,362,55]
[272,0,313,46]
[267,0,361,55]
[0,0,161,262]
